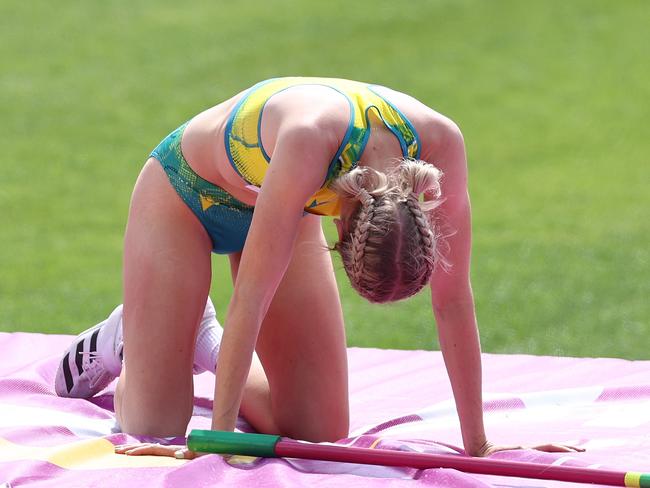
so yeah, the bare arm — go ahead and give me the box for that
[424,119,582,457]
[211,120,339,432]
[422,119,487,456]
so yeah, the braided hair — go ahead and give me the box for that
[332,159,445,303]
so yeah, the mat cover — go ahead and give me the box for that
[1,332,649,487]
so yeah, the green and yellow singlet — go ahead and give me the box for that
[224,77,422,216]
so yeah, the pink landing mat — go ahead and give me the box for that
[1,332,649,488]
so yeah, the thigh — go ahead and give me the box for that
[115,158,213,437]
[254,214,349,442]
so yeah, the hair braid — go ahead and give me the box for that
[349,189,375,293]
[404,193,436,274]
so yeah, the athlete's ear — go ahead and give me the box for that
[333,218,344,241]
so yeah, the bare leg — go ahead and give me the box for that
[114,158,277,437]
[115,159,213,437]
[231,215,349,442]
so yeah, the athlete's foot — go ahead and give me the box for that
[55,305,124,398]
[54,298,223,397]
[192,297,223,374]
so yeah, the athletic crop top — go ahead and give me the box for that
[224,77,421,216]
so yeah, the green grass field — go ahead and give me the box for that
[1,0,648,358]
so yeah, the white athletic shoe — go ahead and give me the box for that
[55,304,124,398]
[54,299,223,398]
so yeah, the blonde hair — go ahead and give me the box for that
[332,159,445,303]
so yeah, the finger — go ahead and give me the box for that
[558,444,586,452]
[175,448,204,460]
[174,448,198,460]
[115,443,153,454]
[531,444,586,453]
[123,446,159,456]
[546,445,574,453]
[124,447,162,456]
[115,443,148,453]
[123,444,178,457]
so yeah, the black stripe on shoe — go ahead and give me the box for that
[75,340,84,375]
[89,329,100,363]
[62,352,74,393]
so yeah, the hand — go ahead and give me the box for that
[470,440,585,457]
[114,442,201,460]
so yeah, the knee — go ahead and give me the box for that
[115,381,192,437]
[118,409,192,438]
